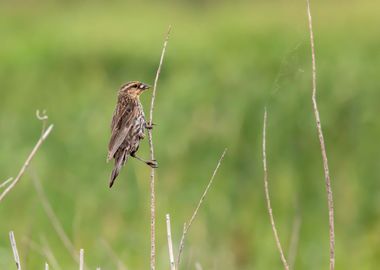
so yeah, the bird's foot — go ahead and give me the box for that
[145,123,156,130]
[146,160,158,168]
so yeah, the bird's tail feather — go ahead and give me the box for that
[109,153,127,188]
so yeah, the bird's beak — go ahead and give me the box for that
[137,83,151,94]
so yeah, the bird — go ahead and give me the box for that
[107,81,158,188]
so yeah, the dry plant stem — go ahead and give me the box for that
[0,177,13,189]
[0,124,53,202]
[176,148,227,268]
[9,231,22,270]
[79,249,84,270]
[166,214,176,270]
[306,1,335,269]
[262,109,289,270]
[32,177,78,263]
[45,263,49,270]
[147,25,172,270]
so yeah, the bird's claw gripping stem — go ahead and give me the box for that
[147,160,158,168]
[145,122,156,130]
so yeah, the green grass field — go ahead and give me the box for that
[1,0,379,269]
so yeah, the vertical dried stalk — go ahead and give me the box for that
[176,149,227,268]
[9,231,22,270]
[0,123,53,202]
[79,249,84,270]
[306,1,335,269]
[45,263,49,270]
[262,109,289,270]
[147,25,172,270]
[166,214,176,270]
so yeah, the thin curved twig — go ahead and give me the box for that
[306,1,335,269]
[176,148,227,268]
[262,108,289,270]
[0,114,53,202]
[36,109,48,136]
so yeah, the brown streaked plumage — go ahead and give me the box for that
[107,81,158,188]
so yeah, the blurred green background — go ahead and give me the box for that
[1,0,379,269]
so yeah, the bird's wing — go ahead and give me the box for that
[107,102,137,161]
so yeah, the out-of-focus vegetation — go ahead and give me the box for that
[0,0,379,269]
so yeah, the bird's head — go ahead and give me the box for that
[120,81,151,98]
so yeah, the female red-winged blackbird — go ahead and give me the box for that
[107,81,158,188]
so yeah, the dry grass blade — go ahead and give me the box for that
[101,239,128,270]
[45,262,49,270]
[166,214,176,270]
[32,176,78,263]
[22,236,61,270]
[9,231,22,270]
[306,1,335,269]
[147,25,172,270]
[40,236,63,270]
[176,148,227,268]
[0,123,53,202]
[262,109,289,270]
